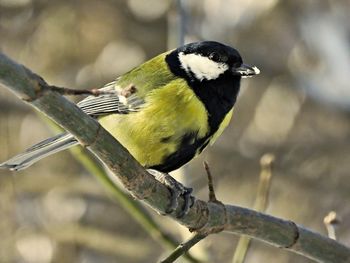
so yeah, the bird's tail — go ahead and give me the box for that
[0,133,78,171]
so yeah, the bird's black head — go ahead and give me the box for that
[165,41,259,135]
[165,41,260,83]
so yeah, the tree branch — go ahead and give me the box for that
[160,233,207,263]
[1,53,349,263]
[232,153,275,263]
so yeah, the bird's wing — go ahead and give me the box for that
[78,52,177,116]
[77,81,144,116]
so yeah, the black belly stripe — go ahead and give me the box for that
[149,133,208,173]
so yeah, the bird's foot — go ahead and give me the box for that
[147,169,194,218]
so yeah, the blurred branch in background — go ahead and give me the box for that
[168,0,188,49]
[323,211,340,241]
[176,0,186,46]
[232,153,275,263]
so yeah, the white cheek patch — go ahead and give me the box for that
[178,52,228,81]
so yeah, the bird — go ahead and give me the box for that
[0,41,259,213]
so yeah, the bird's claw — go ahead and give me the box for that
[147,169,194,218]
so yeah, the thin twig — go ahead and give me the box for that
[254,154,275,211]
[232,153,275,263]
[49,85,116,96]
[324,211,340,240]
[203,161,217,202]
[160,233,208,263]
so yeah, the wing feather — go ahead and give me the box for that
[77,81,144,116]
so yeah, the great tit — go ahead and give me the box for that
[0,41,259,172]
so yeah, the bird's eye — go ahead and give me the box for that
[209,52,220,62]
[221,55,228,62]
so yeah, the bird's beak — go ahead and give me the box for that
[232,64,260,78]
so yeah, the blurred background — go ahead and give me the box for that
[0,0,350,262]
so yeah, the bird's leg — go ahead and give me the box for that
[147,169,194,218]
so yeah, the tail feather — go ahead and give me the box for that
[0,133,78,171]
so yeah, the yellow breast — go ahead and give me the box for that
[98,79,209,168]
